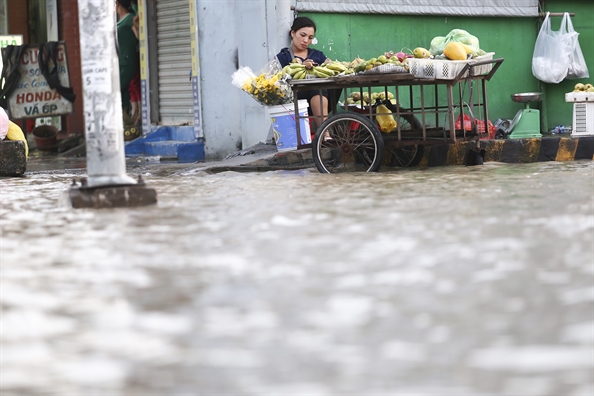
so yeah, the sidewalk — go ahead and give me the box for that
[21,141,315,174]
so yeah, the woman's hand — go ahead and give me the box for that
[303,59,317,70]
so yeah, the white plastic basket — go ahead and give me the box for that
[471,52,495,76]
[359,63,409,75]
[407,52,495,80]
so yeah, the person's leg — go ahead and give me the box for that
[310,94,328,128]
[310,94,330,139]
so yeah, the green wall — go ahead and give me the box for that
[303,0,593,132]
[540,0,593,129]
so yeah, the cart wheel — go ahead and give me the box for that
[386,145,425,167]
[313,112,384,173]
[382,106,425,168]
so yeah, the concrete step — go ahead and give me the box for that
[145,140,205,163]
[125,125,204,163]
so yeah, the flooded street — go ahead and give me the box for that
[1,160,593,395]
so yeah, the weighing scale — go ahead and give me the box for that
[508,92,543,139]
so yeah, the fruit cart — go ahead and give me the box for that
[290,57,504,173]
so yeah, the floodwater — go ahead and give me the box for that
[1,160,593,395]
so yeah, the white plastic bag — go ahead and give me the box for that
[565,13,589,79]
[531,12,577,84]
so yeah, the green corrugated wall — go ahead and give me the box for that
[302,0,593,132]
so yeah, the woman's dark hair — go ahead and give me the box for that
[290,17,316,37]
[116,0,133,10]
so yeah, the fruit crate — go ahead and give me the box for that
[408,52,494,80]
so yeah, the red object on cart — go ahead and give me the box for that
[456,114,496,140]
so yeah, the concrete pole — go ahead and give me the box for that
[70,0,156,208]
[77,0,137,188]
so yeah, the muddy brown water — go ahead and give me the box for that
[1,160,592,394]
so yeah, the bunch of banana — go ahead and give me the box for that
[282,62,343,79]
[324,61,345,73]
[311,65,336,78]
[329,60,355,75]
[281,63,311,79]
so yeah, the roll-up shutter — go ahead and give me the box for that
[156,0,193,124]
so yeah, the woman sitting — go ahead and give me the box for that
[276,17,329,130]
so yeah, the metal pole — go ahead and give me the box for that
[77,0,136,187]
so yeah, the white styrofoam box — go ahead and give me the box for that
[571,102,594,136]
[565,91,594,103]
[407,53,494,80]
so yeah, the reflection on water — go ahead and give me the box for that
[1,161,593,394]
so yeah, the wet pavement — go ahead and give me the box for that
[1,156,593,394]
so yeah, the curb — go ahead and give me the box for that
[417,136,594,167]
[206,147,315,173]
[210,136,593,173]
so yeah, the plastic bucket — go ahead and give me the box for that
[269,100,311,151]
[32,125,58,151]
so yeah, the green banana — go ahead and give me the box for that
[315,66,334,76]
[293,70,306,79]
[289,65,305,77]
[312,66,333,78]
[326,62,347,72]
[312,69,328,78]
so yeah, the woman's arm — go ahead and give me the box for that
[306,49,328,66]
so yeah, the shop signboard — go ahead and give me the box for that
[4,42,74,119]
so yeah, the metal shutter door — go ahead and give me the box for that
[156,0,193,124]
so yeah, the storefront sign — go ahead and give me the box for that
[6,42,73,119]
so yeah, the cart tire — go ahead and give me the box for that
[313,112,384,173]
[384,106,425,168]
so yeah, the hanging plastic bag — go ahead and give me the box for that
[532,12,577,84]
[564,13,589,79]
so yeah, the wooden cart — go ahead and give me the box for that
[290,57,504,173]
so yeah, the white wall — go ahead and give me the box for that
[197,0,293,160]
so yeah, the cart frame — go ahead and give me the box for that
[290,58,504,173]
